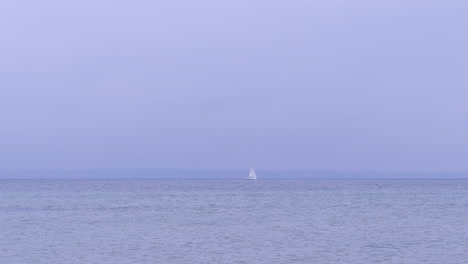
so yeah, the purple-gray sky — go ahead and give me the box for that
[1,0,467,171]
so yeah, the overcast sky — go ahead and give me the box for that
[1,0,467,171]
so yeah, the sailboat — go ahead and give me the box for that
[246,166,257,180]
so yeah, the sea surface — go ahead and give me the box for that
[1,179,467,264]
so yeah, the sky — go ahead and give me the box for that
[1,0,467,171]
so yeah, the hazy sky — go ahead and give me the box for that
[1,0,467,171]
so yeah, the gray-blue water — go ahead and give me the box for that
[1,179,467,263]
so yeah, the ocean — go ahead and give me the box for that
[1,179,467,263]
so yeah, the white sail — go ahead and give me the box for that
[246,166,257,180]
